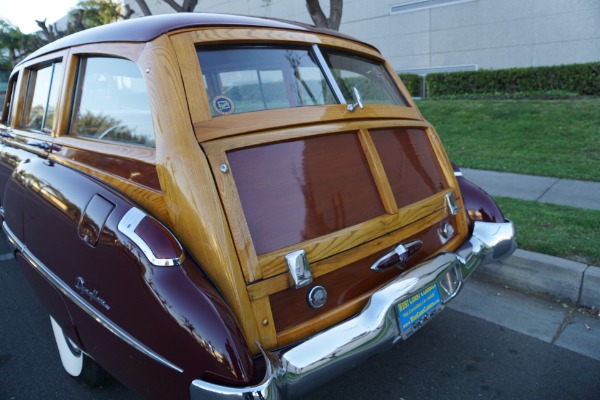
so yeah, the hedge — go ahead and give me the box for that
[425,62,600,98]
[398,73,421,97]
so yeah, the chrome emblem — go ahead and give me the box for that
[370,240,423,271]
[75,277,111,311]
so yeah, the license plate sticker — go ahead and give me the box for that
[397,284,442,338]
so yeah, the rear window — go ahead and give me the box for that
[197,45,407,117]
[198,46,337,116]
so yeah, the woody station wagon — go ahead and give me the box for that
[0,13,516,399]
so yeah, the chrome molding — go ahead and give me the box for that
[312,44,347,104]
[117,207,184,267]
[2,222,184,374]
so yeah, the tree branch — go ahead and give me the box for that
[35,19,55,42]
[134,0,153,16]
[305,0,343,30]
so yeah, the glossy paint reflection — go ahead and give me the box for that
[228,132,385,255]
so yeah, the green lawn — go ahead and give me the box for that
[416,99,600,182]
[494,197,600,266]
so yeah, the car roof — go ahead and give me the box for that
[21,13,374,65]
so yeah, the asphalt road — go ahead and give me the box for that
[1,244,599,400]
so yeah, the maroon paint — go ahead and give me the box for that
[451,163,506,224]
[6,153,255,398]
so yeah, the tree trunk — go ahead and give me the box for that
[133,0,153,16]
[35,19,55,42]
[163,0,199,12]
[306,0,343,31]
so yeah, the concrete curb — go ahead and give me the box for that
[476,249,600,309]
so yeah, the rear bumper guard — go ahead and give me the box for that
[190,220,516,400]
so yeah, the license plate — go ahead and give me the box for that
[397,284,442,339]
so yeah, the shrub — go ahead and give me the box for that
[398,73,421,97]
[425,63,600,98]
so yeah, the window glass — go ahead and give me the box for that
[197,46,336,116]
[70,57,154,147]
[23,62,63,133]
[2,75,17,125]
[322,50,407,106]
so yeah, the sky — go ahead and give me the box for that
[0,0,80,33]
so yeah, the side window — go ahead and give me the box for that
[1,74,17,125]
[22,62,63,133]
[70,57,155,147]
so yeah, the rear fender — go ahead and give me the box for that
[452,163,506,225]
[2,156,255,399]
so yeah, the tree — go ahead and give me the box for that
[133,0,344,31]
[305,0,343,31]
[133,0,199,16]
[0,20,39,69]
[36,0,130,43]
[263,0,343,30]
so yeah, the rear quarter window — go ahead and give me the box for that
[70,57,155,147]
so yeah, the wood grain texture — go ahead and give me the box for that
[139,35,262,352]
[194,105,423,142]
[358,128,398,214]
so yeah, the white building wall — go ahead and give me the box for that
[124,0,600,73]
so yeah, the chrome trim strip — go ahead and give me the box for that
[2,222,184,373]
[0,205,4,218]
[454,171,463,177]
[312,44,347,104]
[117,207,183,267]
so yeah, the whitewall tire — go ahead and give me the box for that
[50,316,108,387]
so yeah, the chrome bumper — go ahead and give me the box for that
[190,220,516,400]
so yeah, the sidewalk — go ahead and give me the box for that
[461,168,600,309]
[461,168,600,211]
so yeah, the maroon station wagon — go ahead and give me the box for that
[0,13,516,399]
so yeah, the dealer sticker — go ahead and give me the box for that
[397,284,442,339]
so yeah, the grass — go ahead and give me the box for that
[494,197,600,266]
[416,98,600,182]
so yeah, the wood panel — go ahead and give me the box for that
[194,105,423,142]
[227,132,385,255]
[269,215,458,331]
[257,191,448,279]
[247,206,457,300]
[358,128,398,214]
[370,127,449,208]
[139,35,262,352]
[172,28,383,60]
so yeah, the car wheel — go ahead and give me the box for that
[50,316,108,387]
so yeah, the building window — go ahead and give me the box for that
[390,0,476,15]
